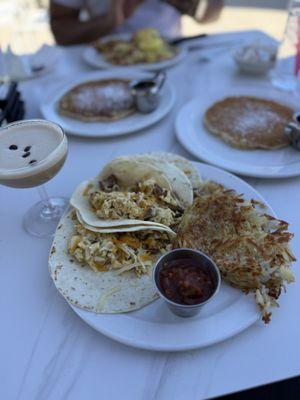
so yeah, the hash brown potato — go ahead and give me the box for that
[177,181,296,322]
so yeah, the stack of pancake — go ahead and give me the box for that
[58,79,135,122]
[204,96,293,150]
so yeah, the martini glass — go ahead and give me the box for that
[0,119,68,237]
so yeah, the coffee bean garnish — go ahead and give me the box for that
[9,145,18,150]
[24,146,31,152]
[22,152,31,158]
[29,160,37,165]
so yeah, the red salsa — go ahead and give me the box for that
[158,258,216,305]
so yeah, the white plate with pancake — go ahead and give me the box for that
[40,70,175,138]
[82,34,187,71]
[69,162,267,352]
[175,87,300,178]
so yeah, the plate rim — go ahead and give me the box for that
[175,90,300,179]
[40,70,175,138]
[82,37,187,71]
[65,161,275,351]
[72,307,259,352]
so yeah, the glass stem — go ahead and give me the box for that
[37,185,55,217]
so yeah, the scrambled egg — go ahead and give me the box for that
[90,178,183,228]
[69,221,173,275]
[95,29,175,65]
[133,28,174,63]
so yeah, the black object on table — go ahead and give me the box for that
[215,375,300,400]
[0,81,25,126]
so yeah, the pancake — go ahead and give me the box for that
[204,96,293,149]
[58,79,135,122]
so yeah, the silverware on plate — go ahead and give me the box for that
[285,112,300,151]
[168,33,207,46]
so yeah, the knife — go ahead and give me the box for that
[168,33,207,46]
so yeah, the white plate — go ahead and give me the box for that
[82,34,187,71]
[69,162,271,352]
[175,87,300,178]
[40,70,175,138]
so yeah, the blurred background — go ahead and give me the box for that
[0,0,290,54]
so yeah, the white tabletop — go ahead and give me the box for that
[2,31,300,400]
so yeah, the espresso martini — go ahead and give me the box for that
[0,119,68,237]
[0,119,67,188]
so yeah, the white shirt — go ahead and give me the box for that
[53,0,181,37]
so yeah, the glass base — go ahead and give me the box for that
[23,197,68,238]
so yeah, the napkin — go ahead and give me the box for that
[0,44,61,81]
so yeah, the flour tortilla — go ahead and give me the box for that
[70,180,175,233]
[70,158,193,232]
[129,152,202,190]
[101,156,194,207]
[76,209,176,235]
[49,211,159,313]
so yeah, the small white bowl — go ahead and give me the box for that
[233,44,277,75]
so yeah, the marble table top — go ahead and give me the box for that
[1,30,300,400]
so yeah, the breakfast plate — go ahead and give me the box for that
[40,70,175,138]
[175,87,300,178]
[68,162,270,351]
[82,33,187,71]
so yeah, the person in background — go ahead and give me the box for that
[50,0,223,45]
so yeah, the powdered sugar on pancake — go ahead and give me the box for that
[58,79,135,121]
[228,104,285,136]
[73,82,134,112]
[204,96,292,149]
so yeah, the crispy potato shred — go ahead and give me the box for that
[176,181,296,323]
